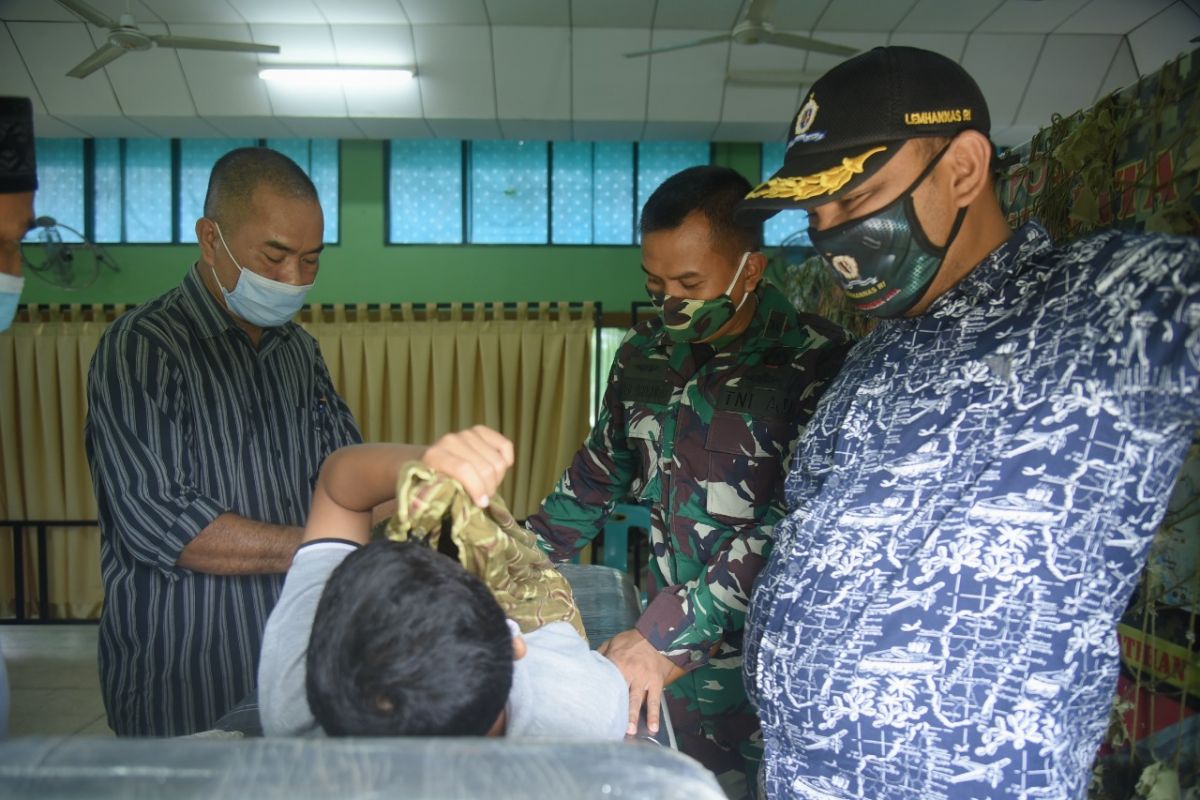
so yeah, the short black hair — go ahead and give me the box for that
[305,540,514,737]
[639,165,762,252]
[203,146,318,230]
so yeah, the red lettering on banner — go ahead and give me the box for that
[1144,150,1178,212]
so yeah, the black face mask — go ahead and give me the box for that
[808,143,967,318]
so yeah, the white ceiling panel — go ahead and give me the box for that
[1060,0,1171,34]
[484,0,569,27]
[311,0,411,25]
[493,26,570,121]
[277,117,368,138]
[30,114,89,137]
[570,120,645,140]
[720,84,803,131]
[329,23,417,69]
[644,31,728,122]
[352,117,435,138]
[263,83,348,117]
[1013,33,1120,128]
[571,28,649,122]
[775,0,840,33]
[8,22,123,116]
[640,120,718,139]
[425,117,503,138]
[814,0,919,33]
[710,119,787,141]
[50,114,152,137]
[252,23,338,64]
[799,31,889,74]
[139,0,246,25]
[0,2,76,21]
[652,0,742,31]
[895,0,1005,33]
[570,0,654,28]
[398,0,488,26]
[1125,1,1200,76]
[974,0,1089,33]
[172,25,275,118]
[343,81,423,119]
[412,25,496,119]
[228,0,327,25]
[1054,0,1174,34]
[127,115,224,137]
[203,115,299,138]
[95,23,200,118]
[499,119,572,139]
[961,33,1043,127]
[887,31,967,60]
[1094,40,1138,100]
[0,25,40,101]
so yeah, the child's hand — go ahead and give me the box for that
[421,425,515,507]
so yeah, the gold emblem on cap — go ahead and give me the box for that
[794,95,819,135]
[747,146,888,202]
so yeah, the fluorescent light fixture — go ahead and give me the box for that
[258,67,414,88]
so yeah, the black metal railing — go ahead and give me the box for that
[0,519,100,624]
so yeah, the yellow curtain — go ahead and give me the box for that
[300,302,594,518]
[0,302,594,619]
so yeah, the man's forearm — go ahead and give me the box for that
[176,513,304,575]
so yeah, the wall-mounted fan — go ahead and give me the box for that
[22,217,119,291]
[626,0,858,58]
[56,0,280,78]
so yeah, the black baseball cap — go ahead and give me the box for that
[0,96,37,194]
[740,46,989,218]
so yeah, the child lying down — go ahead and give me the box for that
[258,427,628,739]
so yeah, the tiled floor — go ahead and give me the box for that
[1,625,112,736]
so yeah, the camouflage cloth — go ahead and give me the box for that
[525,282,849,780]
[387,462,586,640]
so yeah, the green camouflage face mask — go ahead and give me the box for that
[648,251,751,344]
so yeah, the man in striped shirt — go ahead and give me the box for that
[85,148,360,736]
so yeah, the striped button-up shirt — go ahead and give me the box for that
[85,265,360,736]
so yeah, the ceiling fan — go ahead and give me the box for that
[56,0,280,79]
[625,0,858,59]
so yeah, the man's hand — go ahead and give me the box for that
[421,425,515,507]
[597,628,679,736]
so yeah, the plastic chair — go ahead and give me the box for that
[600,502,651,573]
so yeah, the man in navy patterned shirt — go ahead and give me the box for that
[739,47,1199,799]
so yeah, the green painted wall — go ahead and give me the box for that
[20,140,763,311]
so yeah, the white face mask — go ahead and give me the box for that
[210,221,313,328]
[0,271,24,333]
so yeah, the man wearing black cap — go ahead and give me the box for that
[740,46,1200,799]
[0,95,38,738]
[0,96,37,333]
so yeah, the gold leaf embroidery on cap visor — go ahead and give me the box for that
[747,146,888,201]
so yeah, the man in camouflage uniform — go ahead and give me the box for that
[525,166,848,794]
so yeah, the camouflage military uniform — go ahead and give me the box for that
[526,282,848,789]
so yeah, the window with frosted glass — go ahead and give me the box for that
[94,139,172,243]
[177,139,254,243]
[124,140,172,242]
[469,140,548,244]
[761,141,809,248]
[389,140,463,244]
[266,138,340,243]
[635,141,710,239]
[28,139,85,242]
[551,142,633,245]
[92,139,122,243]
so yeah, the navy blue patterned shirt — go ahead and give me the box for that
[85,265,360,736]
[746,224,1200,800]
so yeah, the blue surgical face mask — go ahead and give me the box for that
[808,142,966,318]
[210,221,312,328]
[0,272,24,333]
